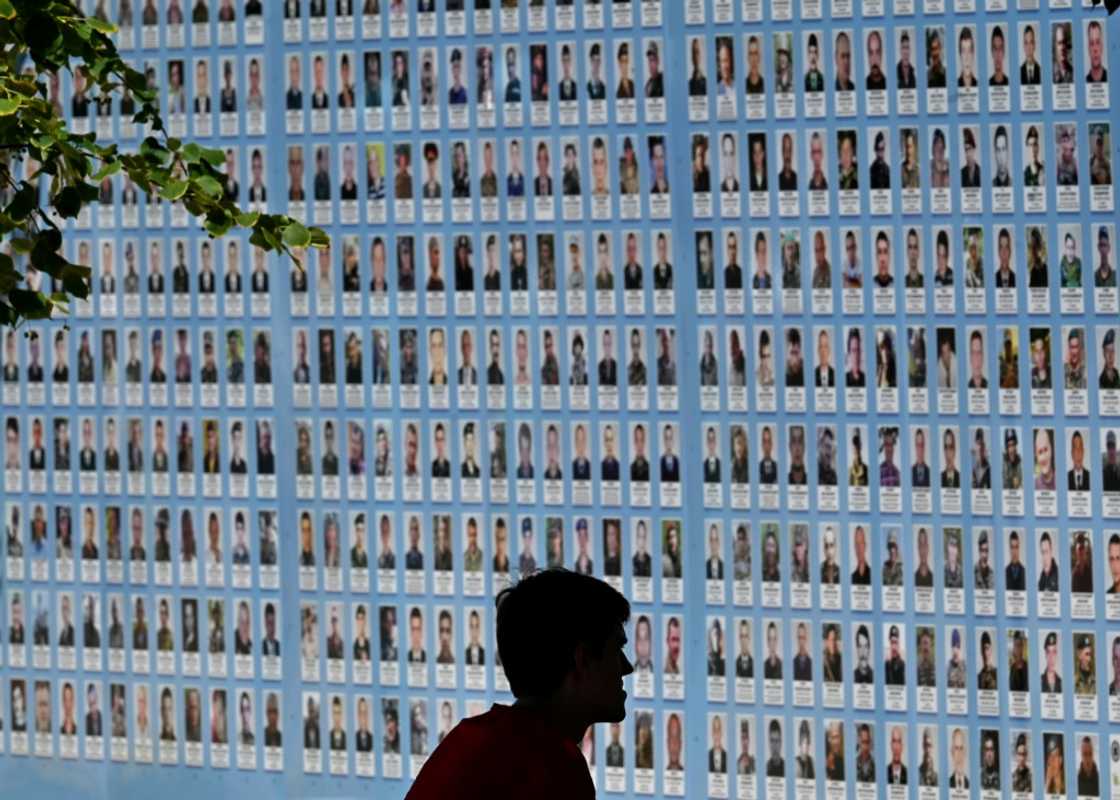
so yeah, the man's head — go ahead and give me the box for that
[496,569,633,725]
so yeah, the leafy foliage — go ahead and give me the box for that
[0,0,328,326]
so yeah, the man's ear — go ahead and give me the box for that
[570,640,594,679]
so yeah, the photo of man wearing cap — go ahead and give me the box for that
[1041,631,1063,693]
[1073,633,1097,696]
[944,528,964,589]
[447,48,466,105]
[977,630,997,690]
[1044,734,1065,795]
[820,526,840,584]
[1100,329,1119,389]
[946,628,966,689]
[882,529,902,586]
[884,624,905,685]
[643,40,663,98]
[1002,428,1023,490]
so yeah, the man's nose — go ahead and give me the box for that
[622,653,635,677]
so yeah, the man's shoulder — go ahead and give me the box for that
[407,710,502,797]
[408,705,593,799]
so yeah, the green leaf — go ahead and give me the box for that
[308,228,331,248]
[9,79,39,98]
[282,221,311,248]
[0,97,22,116]
[235,210,259,227]
[0,253,17,292]
[26,14,60,52]
[92,160,121,181]
[61,263,92,283]
[62,273,89,297]
[160,179,188,200]
[249,226,281,252]
[201,147,226,167]
[122,71,146,95]
[196,175,222,197]
[77,182,100,202]
[72,20,94,41]
[6,183,36,221]
[0,0,15,19]
[139,136,164,157]
[204,216,233,238]
[167,137,182,151]
[182,142,203,164]
[7,289,52,319]
[86,17,117,34]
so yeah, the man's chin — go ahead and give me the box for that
[602,695,628,723]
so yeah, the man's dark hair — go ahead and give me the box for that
[496,568,630,698]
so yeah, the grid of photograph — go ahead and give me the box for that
[0,0,1118,798]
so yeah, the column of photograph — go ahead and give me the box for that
[683,3,1115,800]
[277,0,692,792]
[1,0,284,776]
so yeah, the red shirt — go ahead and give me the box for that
[405,703,595,800]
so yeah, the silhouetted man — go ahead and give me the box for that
[407,569,632,800]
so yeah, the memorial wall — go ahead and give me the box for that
[0,0,1118,797]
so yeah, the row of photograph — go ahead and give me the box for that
[0,675,1114,796]
[7,494,1120,610]
[75,19,1110,138]
[108,0,669,48]
[7,411,1120,516]
[4,584,1120,715]
[34,122,1113,231]
[6,316,1118,414]
[40,219,1120,322]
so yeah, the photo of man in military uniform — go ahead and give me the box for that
[1074,633,1097,697]
[884,624,906,685]
[973,529,993,589]
[918,727,939,787]
[1011,733,1032,793]
[916,627,936,687]
[979,730,1001,790]
[882,529,903,587]
[977,630,998,690]
[946,628,967,689]
[1008,630,1029,692]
